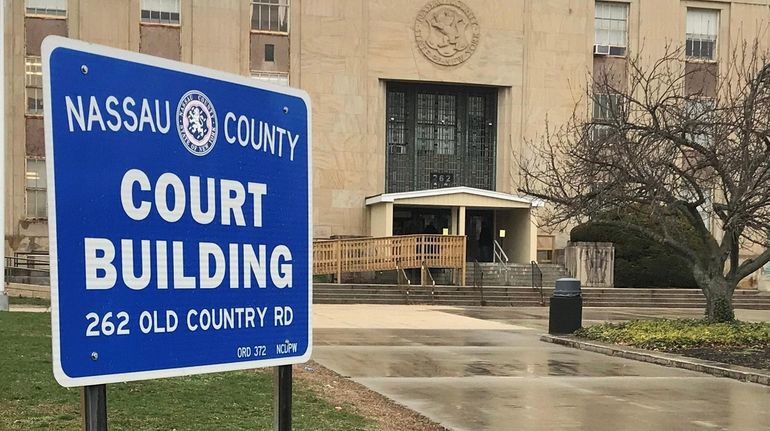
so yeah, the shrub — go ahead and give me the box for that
[571,218,699,288]
[575,319,770,350]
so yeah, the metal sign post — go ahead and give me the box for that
[273,365,292,431]
[43,36,312,427]
[81,385,107,431]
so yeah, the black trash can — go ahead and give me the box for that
[548,278,582,334]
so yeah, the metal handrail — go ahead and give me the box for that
[531,260,545,306]
[492,240,509,264]
[5,255,50,270]
[472,260,482,289]
[5,255,51,278]
[396,264,411,286]
[473,260,486,306]
[421,261,435,287]
[493,240,509,284]
[5,266,50,275]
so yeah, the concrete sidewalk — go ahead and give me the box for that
[8,304,49,313]
[312,305,770,431]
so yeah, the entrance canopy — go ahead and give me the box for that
[365,187,543,263]
[365,187,542,209]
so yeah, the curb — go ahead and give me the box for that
[540,334,770,387]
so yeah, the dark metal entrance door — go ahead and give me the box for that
[386,83,497,193]
[466,209,494,262]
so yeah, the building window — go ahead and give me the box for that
[537,235,555,263]
[594,2,627,56]
[416,93,457,155]
[685,98,715,147]
[26,0,66,17]
[385,83,497,193]
[26,158,47,219]
[592,93,622,120]
[141,0,181,25]
[264,44,275,62]
[592,93,622,142]
[26,56,43,115]
[686,9,718,60]
[591,124,613,142]
[251,71,289,86]
[251,0,289,33]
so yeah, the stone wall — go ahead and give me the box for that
[565,242,614,288]
[757,265,770,292]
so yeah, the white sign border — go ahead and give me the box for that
[42,36,313,388]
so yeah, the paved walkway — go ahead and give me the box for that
[8,305,50,313]
[312,305,770,431]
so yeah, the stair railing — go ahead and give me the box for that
[421,261,437,303]
[473,260,486,306]
[492,240,510,284]
[421,261,436,287]
[396,263,411,286]
[5,255,50,282]
[472,260,482,288]
[531,260,545,306]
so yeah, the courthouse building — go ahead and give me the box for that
[4,0,770,266]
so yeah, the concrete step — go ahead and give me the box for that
[313,284,770,309]
[316,292,739,300]
[315,284,770,295]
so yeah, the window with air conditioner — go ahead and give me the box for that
[594,2,628,56]
[250,71,289,86]
[389,145,407,155]
[686,9,718,60]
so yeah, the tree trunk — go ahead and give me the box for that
[693,266,736,322]
[702,279,735,323]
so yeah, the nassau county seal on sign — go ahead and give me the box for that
[177,90,218,156]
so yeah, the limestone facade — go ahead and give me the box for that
[5,0,770,261]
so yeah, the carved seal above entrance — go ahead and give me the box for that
[414,0,480,66]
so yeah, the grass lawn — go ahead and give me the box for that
[0,312,373,431]
[575,319,770,370]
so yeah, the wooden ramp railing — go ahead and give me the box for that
[313,234,466,285]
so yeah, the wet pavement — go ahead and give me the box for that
[312,305,770,431]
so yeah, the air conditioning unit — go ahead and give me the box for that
[593,45,610,56]
[390,145,407,155]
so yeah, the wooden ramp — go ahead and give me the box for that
[313,234,466,285]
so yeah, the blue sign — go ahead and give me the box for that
[43,37,312,387]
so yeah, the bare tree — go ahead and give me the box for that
[520,43,770,322]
